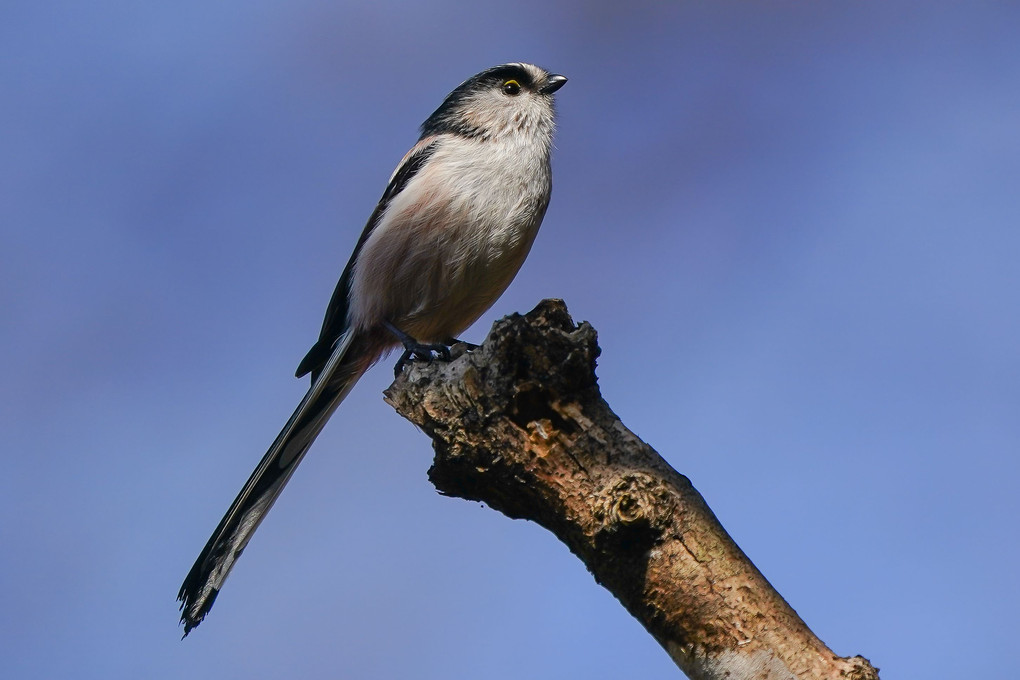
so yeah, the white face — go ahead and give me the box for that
[454,64,558,141]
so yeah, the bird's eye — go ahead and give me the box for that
[502,79,521,95]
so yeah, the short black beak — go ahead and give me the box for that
[540,74,568,95]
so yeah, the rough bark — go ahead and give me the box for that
[383,299,879,680]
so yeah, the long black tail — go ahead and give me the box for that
[178,332,364,636]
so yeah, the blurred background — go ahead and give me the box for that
[2,2,1017,677]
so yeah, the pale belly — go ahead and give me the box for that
[347,137,552,342]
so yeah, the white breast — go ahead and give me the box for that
[349,134,552,342]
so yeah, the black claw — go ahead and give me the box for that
[394,349,413,377]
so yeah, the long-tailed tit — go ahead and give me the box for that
[178,63,566,634]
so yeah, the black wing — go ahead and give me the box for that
[295,137,440,379]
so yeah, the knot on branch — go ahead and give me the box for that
[596,473,675,529]
[592,473,674,556]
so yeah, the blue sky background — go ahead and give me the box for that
[2,2,1018,678]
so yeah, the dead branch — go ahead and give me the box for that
[383,299,878,680]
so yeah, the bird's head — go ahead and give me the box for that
[421,63,567,141]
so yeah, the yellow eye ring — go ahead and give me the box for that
[502,79,521,95]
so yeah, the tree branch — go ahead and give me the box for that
[383,299,878,680]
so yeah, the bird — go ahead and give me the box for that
[178,63,567,635]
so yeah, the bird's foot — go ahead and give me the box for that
[386,321,453,377]
[393,343,451,377]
